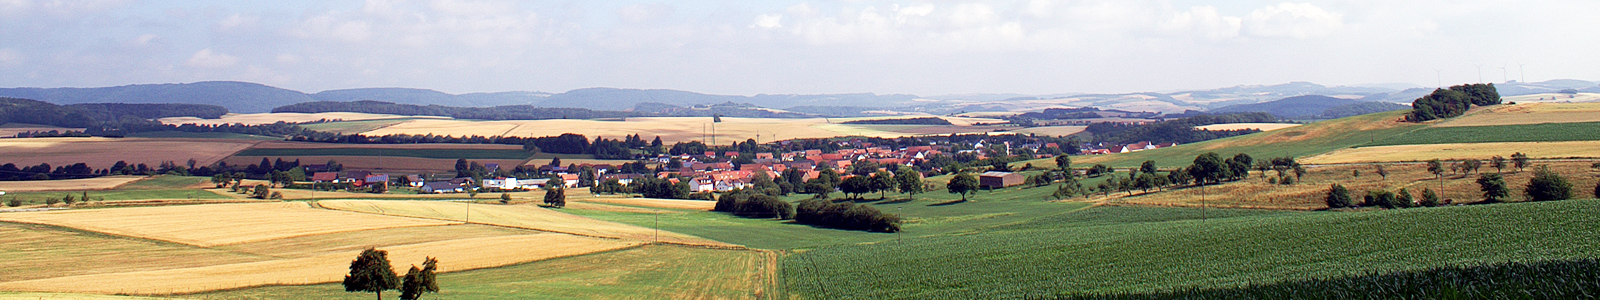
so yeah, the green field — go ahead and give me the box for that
[122,131,282,140]
[233,148,536,160]
[1366,121,1600,146]
[783,200,1600,298]
[188,245,772,300]
[2,176,228,202]
[298,119,414,134]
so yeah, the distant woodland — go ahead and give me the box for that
[273,100,815,120]
[1084,112,1279,144]
[840,117,953,125]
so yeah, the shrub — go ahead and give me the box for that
[5,198,19,207]
[1594,182,1600,199]
[1325,184,1351,209]
[1365,190,1397,209]
[713,189,794,219]
[1476,173,1510,203]
[1420,189,1441,207]
[794,199,899,232]
[1395,188,1414,208]
[1524,165,1572,201]
[45,197,60,206]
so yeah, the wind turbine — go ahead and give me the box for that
[1499,65,1508,83]
[1433,68,1444,88]
[1474,64,1483,83]
[1517,62,1527,83]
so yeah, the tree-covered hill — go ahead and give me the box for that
[0,81,312,113]
[1209,95,1409,119]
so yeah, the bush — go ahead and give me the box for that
[1365,190,1397,209]
[1420,189,1441,207]
[1395,188,1414,208]
[794,199,899,232]
[713,189,794,219]
[1476,173,1510,203]
[1325,184,1351,209]
[1594,182,1600,199]
[1524,165,1573,201]
[5,199,19,207]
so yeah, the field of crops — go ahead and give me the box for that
[1365,121,1600,146]
[1305,141,1600,164]
[0,137,261,170]
[784,200,1600,298]
[1438,102,1600,127]
[0,202,454,247]
[189,245,776,300]
[1072,258,1600,299]
[0,176,145,192]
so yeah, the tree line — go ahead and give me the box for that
[1406,83,1501,122]
[1082,112,1279,145]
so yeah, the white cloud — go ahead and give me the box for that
[132,34,158,46]
[286,13,373,43]
[1244,2,1343,39]
[0,48,21,64]
[217,13,259,31]
[752,13,782,29]
[1162,6,1241,40]
[185,48,238,68]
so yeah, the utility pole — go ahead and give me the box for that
[465,201,470,224]
[897,207,903,244]
[654,213,659,243]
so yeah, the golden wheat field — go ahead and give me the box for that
[1437,102,1600,127]
[0,222,264,283]
[158,112,445,126]
[0,234,642,295]
[1090,161,1600,210]
[1302,141,1600,164]
[1194,123,1304,131]
[0,202,454,247]
[0,176,146,192]
[0,138,260,169]
[317,200,733,247]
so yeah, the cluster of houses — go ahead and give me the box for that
[303,139,1076,194]
[1078,141,1177,155]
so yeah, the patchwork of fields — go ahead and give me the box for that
[0,137,261,169]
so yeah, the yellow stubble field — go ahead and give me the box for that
[0,234,642,295]
[0,176,147,192]
[317,200,733,247]
[1437,102,1600,127]
[1302,141,1600,164]
[0,202,454,247]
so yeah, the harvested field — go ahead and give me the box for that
[0,222,263,282]
[222,156,529,174]
[0,202,454,247]
[1501,92,1600,104]
[1439,102,1600,127]
[0,124,83,138]
[363,116,1008,143]
[1303,141,1600,164]
[1194,123,1303,131]
[317,200,732,247]
[1095,161,1600,210]
[581,197,717,211]
[0,138,260,169]
[0,293,176,299]
[248,141,524,150]
[213,224,538,258]
[158,112,444,126]
[0,234,642,295]
[1010,125,1088,136]
[0,176,145,192]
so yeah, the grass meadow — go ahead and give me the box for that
[1367,121,1600,146]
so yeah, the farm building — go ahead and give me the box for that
[978,172,1024,189]
[420,182,464,193]
[311,172,339,183]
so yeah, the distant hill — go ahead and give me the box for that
[1208,95,1406,119]
[0,81,313,113]
[311,88,548,107]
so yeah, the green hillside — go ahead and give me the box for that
[1023,110,1423,168]
[1368,121,1600,146]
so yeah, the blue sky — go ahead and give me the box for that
[1,0,1595,96]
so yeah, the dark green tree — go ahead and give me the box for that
[1511,152,1529,172]
[1524,165,1572,201]
[343,248,399,300]
[251,184,270,199]
[1055,155,1071,172]
[1491,155,1507,172]
[1190,152,1228,185]
[894,168,924,200]
[1396,188,1414,208]
[839,175,872,199]
[1427,159,1444,179]
[544,187,566,207]
[1420,188,1441,207]
[1477,173,1510,203]
[1325,184,1352,209]
[869,170,896,199]
[947,172,979,201]
[1140,160,1159,176]
[399,257,439,300]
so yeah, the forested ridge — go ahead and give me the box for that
[1084,112,1281,144]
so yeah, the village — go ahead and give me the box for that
[294,138,1176,196]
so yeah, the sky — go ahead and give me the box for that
[1,0,1596,96]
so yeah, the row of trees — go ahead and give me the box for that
[794,198,901,232]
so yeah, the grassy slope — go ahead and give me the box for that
[783,200,1600,299]
[1019,110,1424,169]
[3,176,230,202]
[188,245,770,300]
[233,148,535,159]
[1367,121,1600,146]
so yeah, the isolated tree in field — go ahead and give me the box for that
[1426,159,1444,179]
[1055,155,1071,172]
[870,170,896,199]
[1511,152,1529,172]
[1476,173,1510,203]
[1420,188,1441,207]
[1491,156,1507,173]
[251,184,270,199]
[499,193,511,204]
[839,175,871,199]
[947,172,979,201]
[543,187,566,207]
[399,257,439,300]
[1140,160,1159,176]
[1325,184,1352,208]
[344,248,399,300]
[1524,165,1572,201]
[894,168,924,200]
[1374,165,1389,180]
